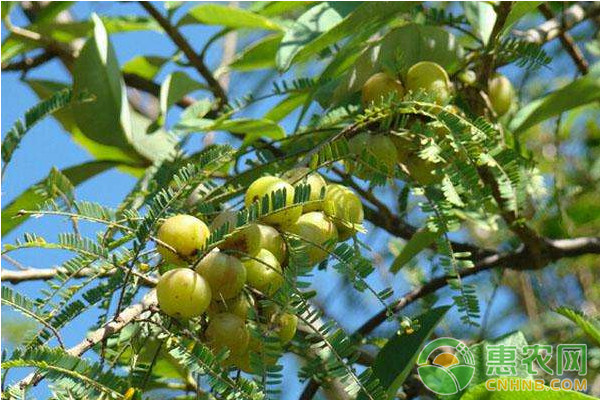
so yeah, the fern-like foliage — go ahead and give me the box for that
[1,89,91,170]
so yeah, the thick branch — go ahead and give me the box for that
[516,2,600,44]
[538,3,589,75]
[138,1,228,108]
[16,290,158,390]
[355,235,600,337]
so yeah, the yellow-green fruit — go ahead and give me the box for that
[406,155,443,185]
[195,252,246,300]
[273,313,298,344]
[286,212,338,265]
[406,61,451,104]
[156,268,211,318]
[368,135,399,175]
[488,74,514,116]
[361,72,405,106]
[244,176,302,227]
[347,134,398,178]
[282,168,327,212]
[390,135,415,164]
[212,212,287,265]
[206,313,249,357]
[243,249,283,296]
[157,214,209,265]
[208,293,254,319]
[323,184,364,241]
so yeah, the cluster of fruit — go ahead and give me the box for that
[346,61,514,184]
[154,168,364,371]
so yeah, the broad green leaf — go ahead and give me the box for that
[359,306,451,399]
[278,2,417,71]
[463,2,496,45]
[510,66,600,134]
[178,4,282,31]
[555,306,600,346]
[214,118,285,147]
[390,228,441,273]
[230,34,282,71]
[26,80,147,169]
[122,55,169,80]
[72,14,137,151]
[264,92,309,122]
[254,1,314,17]
[130,111,177,163]
[501,2,543,36]
[159,71,207,124]
[1,161,119,235]
[276,2,345,71]
[180,98,213,121]
[461,378,596,400]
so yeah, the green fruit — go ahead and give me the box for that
[390,135,415,164]
[285,212,338,265]
[406,155,443,185]
[323,184,364,241]
[282,168,327,212]
[346,134,398,178]
[243,249,283,296]
[212,212,287,264]
[273,313,298,344]
[195,252,246,300]
[156,268,211,318]
[206,313,249,357]
[406,61,451,104]
[488,74,514,116]
[208,293,254,319]
[458,69,477,86]
[361,72,405,106]
[244,176,302,227]
[157,214,209,265]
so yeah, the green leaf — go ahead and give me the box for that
[1,160,119,236]
[72,14,137,151]
[178,4,282,30]
[280,2,418,71]
[264,92,309,122]
[276,2,345,71]
[360,306,451,399]
[461,378,596,400]
[26,80,147,170]
[122,55,169,80]
[159,71,207,123]
[1,2,15,19]
[230,34,282,71]
[390,228,441,273]
[501,2,543,36]
[463,2,496,45]
[510,66,600,134]
[215,118,285,146]
[2,88,91,170]
[555,306,600,346]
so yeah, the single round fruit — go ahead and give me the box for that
[212,212,287,264]
[157,214,209,265]
[458,69,476,86]
[286,212,338,265]
[406,155,443,185]
[243,249,283,296]
[156,268,211,318]
[361,72,405,106]
[406,61,451,104]
[272,313,298,344]
[367,135,399,175]
[206,313,249,357]
[195,252,246,300]
[390,134,415,164]
[323,184,364,241]
[208,293,254,319]
[282,168,327,212]
[488,74,514,116]
[244,176,302,227]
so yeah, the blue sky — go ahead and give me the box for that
[4,1,590,398]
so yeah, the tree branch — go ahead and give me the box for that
[1,267,157,287]
[16,290,158,390]
[538,3,589,75]
[138,1,228,109]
